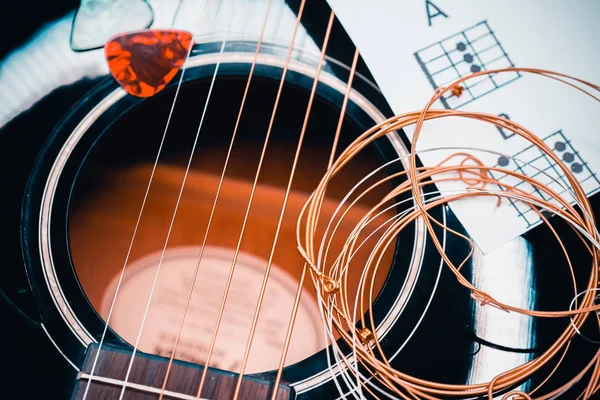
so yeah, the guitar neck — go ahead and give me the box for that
[72,344,294,400]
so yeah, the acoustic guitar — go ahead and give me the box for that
[0,0,594,399]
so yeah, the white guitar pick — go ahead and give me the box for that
[70,0,154,51]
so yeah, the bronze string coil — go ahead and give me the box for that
[296,68,600,399]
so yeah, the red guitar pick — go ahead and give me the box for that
[105,30,194,98]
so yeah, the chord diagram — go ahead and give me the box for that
[414,21,521,109]
[489,130,600,227]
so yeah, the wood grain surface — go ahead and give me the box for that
[72,344,294,399]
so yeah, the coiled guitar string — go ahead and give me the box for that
[316,161,578,400]
[297,68,600,399]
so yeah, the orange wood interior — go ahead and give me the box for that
[70,164,394,314]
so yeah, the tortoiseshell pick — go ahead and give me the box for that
[104,30,193,98]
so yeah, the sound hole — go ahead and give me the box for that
[68,73,395,374]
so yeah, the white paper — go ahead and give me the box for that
[328,0,600,253]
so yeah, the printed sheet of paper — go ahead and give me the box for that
[328,0,600,253]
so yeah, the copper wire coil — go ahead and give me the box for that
[297,68,600,399]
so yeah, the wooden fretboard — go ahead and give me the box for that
[72,344,295,400]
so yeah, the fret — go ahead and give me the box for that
[76,374,209,400]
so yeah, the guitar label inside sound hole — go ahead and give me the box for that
[101,246,325,373]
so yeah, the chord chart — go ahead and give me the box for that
[489,130,600,227]
[414,21,521,109]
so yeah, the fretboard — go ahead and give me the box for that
[72,344,295,400]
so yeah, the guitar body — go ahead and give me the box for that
[1,1,595,399]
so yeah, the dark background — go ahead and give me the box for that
[0,1,79,398]
[0,1,78,60]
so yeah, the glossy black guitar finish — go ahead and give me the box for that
[1,1,595,399]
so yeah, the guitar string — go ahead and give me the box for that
[302,48,401,400]
[80,1,209,398]
[228,10,336,399]
[335,186,585,399]
[329,171,448,399]
[76,164,593,400]
[83,2,334,398]
[78,12,576,400]
[74,16,600,399]
[309,173,502,398]
[299,50,411,400]
[52,2,600,398]
[157,0,275,398]
[192,1,307,397]
[88,3,556,400]
[108,57,600,398]
[270,46,360,400]
[323,152,452,399]
[114,0,241,398]
[74,3,365,398]
[295,69,600,399]
[323,189,441,400]
[300,117,548,397]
